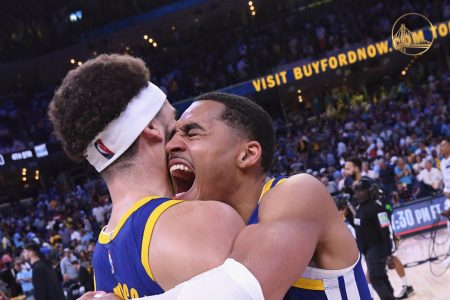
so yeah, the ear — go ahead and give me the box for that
[237,141,262,170]
[141,122,163,143]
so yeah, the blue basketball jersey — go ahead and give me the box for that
[93,196,183,299]
[249,177,371,300]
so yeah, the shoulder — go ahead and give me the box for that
[33,262,48,273]
[259,174,336,222]
[154,200,244,234]
[149,200,245,289]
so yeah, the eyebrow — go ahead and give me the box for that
[181,122,206,132]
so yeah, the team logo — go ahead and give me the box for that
[108,250,115,274]
[94,139,114,159]
[392,13,434,56]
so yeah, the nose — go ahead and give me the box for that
[165,133,187,155]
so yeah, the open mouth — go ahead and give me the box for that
[169,159,196,199]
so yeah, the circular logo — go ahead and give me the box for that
[391,13,434,56]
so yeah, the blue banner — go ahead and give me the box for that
[391,195,449,236]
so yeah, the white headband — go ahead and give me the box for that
[86,82,166,172]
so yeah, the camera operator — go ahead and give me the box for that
[353,178,396,300]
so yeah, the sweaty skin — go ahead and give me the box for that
[82,100,359,300]
[163,100,359,299]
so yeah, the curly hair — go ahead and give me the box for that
[48,54,149,163]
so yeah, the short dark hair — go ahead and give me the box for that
[24,243,41,257]
[347,157,362,170]
[48,54,149,167]
[194,92,275,172]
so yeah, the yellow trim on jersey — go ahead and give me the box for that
[259,178,275,201]
[98,196,161,244]
[141,199,184,281]
[93,272,96,291]
[292,277,325,291]
[259,177,287,202]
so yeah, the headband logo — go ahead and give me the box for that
[94,139,114,159]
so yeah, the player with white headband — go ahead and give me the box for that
[49,54,261,300]
[54,54,367,300]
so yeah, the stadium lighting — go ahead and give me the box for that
[171,26,176,31]
[401,70,406,76]
[69,10,83,23]
[149,38,154,43]
[297,89,301,94]
[143,34,149,40]
[251,11,256,16]
[35,176,39,181]
[70,59,75,64]
[77,61,82,66]
[298,96,303,103]
[22,177,26,182]
[248,1,253,6]
[153,42,158,47]
[250,6,255,11]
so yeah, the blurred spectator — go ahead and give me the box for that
[73,259,94,293]
[60,248,79,285]
[1,259,21,297]
[417,159,443,198]
[378,159,396,205]
[395,158,414,202]
[15,259,33,300]
[92,204,106,227]
[23,243,65,300]
[321,177,339,195]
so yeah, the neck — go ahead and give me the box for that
[355,173,362,181]
[224,173,267,223]
[104,164,173,231]
[30,256,40,265]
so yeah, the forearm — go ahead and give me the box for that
[229,221,318,300]
[380,228,393,256]
[113,259,263,300]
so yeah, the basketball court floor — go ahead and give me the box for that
[369,228,450,300]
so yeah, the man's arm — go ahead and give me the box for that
[230,174,347,300]
[82,201,262,300]
[373,203,394,257]
[149,200,246,290]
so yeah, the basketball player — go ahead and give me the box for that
[62,55,365,299]
[117,92,371,299]
[49,55,262,299]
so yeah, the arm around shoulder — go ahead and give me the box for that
[149,200,245,291]
[230,174,333,300]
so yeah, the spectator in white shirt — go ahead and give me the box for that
[70,228,81,242]
[92,204,105,226]
[417,159,442,197]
